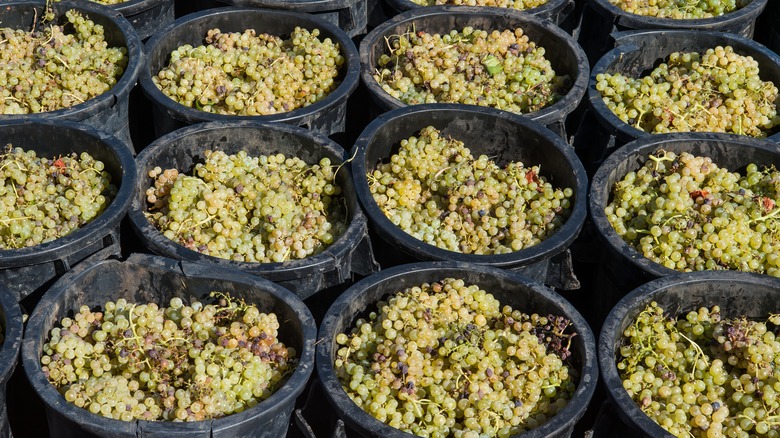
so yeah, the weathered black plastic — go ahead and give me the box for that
[216,0,368,37]
[588,133,780,324]
[128,120,378,299]
[382,0,575,27]
[113,0,175,40]
[174,0,222,17]
[0,1,144,151]
[139,7,360,138]
[316,261,599,438]
[581,30,780,172]
[0,284,23,438]
[351,104,588,289]
[0,120,136,303]
[20,253,316,438]
[578,0,767,65]
[598,271,780,437]
[359,6,589,139]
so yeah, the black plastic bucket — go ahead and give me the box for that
[0,284,23,438]
[216,0,367,37]
[381,0,575,28]
[128,120,378,300]
[359,6,589,140]
[0,1,143,152]
[577,0,768,65]
[351,104,588,290]
[139,7,360,139]
[20,253,316,438]
[113,0,175,40]
[578,29,780,174]
[588,132,780,328]
[0,120,135,305]
[316,261,599,438]
[598,270,780,437]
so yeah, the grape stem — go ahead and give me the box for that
[648,150,675,172]
[677,331,709,378]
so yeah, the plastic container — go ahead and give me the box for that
[351,104,588,289]
[139,7,360,139]
[382,0,575,28]
[0,284,23,438]
[112,0,175,40]
[359,6,589,140]
[0,120,135,304]
[598,270,780,437]
[577,0,768,65]
[0,1,143,151]
[216,0,367,37]
[316,261,599,438]
[128,120,378,300]
[588,132,780,327]
[20,253,316,438]
[174,0,222,17]
[579,29,780,173]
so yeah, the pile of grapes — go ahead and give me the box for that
[368,126,574,254]
[604,150,780,276]
[408,0,549,9]
[595,46,780,137]
[144,150,347,263]
[373,26,568,113]
[0,9,128,114]
[618,302,780,437]
[41,293,297,422]
[153,27,344,115]
[0,145,116,250]
[335,278,577,437]
[607,0,751,19]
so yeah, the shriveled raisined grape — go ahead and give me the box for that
[369,126,573,254]
[374,26,568,114]
[335,278,577,437]
[0,9,128,114]
[605,150,780,276]
[144,150,347,263]
[0,145,116,250]
[618,302,780,438]
[596,46,780,138]
[41,293,297,422]
[153,27,344,115]
[408,0,549,9]
[608,0,751,19]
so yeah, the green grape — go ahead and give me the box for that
[605,149,780,276]
[618,302,780,438]
[335,278,578,437]
[153,27,344,115]
[144,150,347,263]
[608,0,751,19]
[373,26,569,114]
[41,292,297,422]
[0,144,116,250]
[596,46,780,138]
[409,0,549,9]
[369,126,574,255]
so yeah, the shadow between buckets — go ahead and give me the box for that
[316,261,598,438]
[0,284,23,438]
[20,253,317,438]
[598,271,780,437]
[351,104,588,290]
[113,0,175,40]
[358,6,589,140]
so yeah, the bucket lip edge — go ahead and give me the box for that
[589,0,768,28]
[217,0,366,12]
[382,0,570,20]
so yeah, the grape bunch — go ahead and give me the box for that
[596,46,780,138]
[604,149,780,276]
[608,0,751,19]
[335,278,577,438]
[0,9,128,114]
[41,293,297,422]
[408,0,549,9]
[373,26,569,113]
[618,302,780,438]
[369,126,574,254]
[0,145,116,250]
[144,150,347,263]
[153,27,344,116]
[88,0,129,4]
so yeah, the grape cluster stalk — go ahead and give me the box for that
[618,302,780,438]
[335,278,578,438]
[41,293,297,422]
[607,0,751,19]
